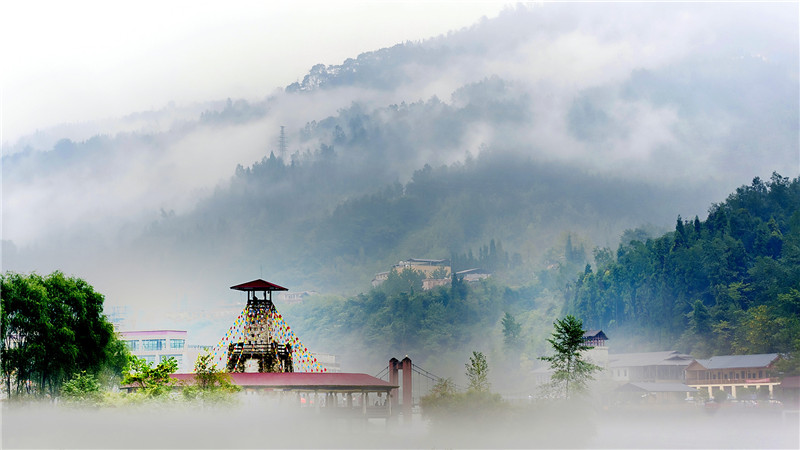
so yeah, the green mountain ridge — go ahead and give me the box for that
[565,173,800,358]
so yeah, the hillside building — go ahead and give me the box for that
[372,258,450,287]
[275,290,316,304]
[372,259,491,289]
[455,268,491,283]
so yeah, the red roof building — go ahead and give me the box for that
[169,372,398,417]
[171,372,394,391]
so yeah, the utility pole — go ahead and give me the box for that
[279,126,287,158]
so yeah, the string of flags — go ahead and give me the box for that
[209,305,325,372]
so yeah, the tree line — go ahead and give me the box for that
[564,173,800,358]
[1,272,128,397]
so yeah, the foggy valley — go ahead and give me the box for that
[2,2,799,449]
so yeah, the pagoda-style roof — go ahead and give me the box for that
[230,279,288,292]
[583,330,608,340]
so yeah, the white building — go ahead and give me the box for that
[118,330,194,372]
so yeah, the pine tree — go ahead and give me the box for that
[539,315,600,399]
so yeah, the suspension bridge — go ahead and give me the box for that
[373,357,465,413]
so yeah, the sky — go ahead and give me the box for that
[1,0,511,146]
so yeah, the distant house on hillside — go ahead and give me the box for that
[371,271,390,287]
[455,268,491,282]
[371,258,452,288]
[371,259,495,290]
[395,259,451,278]
[685,353,781,399]
[276,291,316,304]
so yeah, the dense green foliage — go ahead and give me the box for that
[1,271,128,398]
[122,355,178,397]
[182,353,240,404]
[539,315,601,399]
[60,371,103,404]
[564,173,800,357]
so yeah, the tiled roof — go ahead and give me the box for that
[694,353,779,370]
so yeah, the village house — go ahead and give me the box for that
[371,258,451,288]
[372,259,492,290]
[684,353,781,399]
[275,290,316,304]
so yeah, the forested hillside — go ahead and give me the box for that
[278,173,800,379]
[564,173,800,358]
[140,143,688,294]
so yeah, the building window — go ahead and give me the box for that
[142,339,165,351]
[170,339,185,350]
[759,370,763,378]
[142,355,156,364]
[124,340,138,351]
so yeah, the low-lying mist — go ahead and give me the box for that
[3,398,798,449]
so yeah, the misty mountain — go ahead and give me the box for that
[2,3,797,344]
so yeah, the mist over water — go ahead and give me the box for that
[3,399,798,449]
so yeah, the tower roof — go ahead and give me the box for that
[583,330,608,340]
[230,279,288,292]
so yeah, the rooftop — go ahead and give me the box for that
[583,330,608,340]
[230,279,288,292]
[692,353,780,370]
[118,330,187,336]
[608,351,694,368]
[171,372,397,391]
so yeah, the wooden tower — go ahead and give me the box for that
[226,279,293,373]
